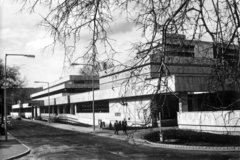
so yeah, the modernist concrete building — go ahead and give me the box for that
[11,34,240,134]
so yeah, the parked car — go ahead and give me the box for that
[0,117,13,130]
[7,115,12,119]
[15,116,22,120]
[5,119,13,130]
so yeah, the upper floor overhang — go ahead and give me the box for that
[31,83,99,99]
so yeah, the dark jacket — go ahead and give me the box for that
[114,122,119,130]
[123,120,127,127]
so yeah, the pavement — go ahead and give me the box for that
[0,133,30,160]
[1,119,240,160]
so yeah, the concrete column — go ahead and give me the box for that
[37,107,40,117]
[63,105,66,114]
[31,106,34,118]
[74,105,77,115]
[57,106,60,115]
[48,106,51,113]
[19,103,23,117]
[70,105,73,114]
[192,96,199,111]
[179,92,188,112]
[39,106,42,115]
[52,106,55,114]
[35,107,38,117]
[33,106,36,117]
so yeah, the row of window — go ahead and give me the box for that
[12,108,31,112]
[12,100,109,114]
[71,80,99,84]
[76,100,109,113]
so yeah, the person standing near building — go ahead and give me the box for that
[122,119,127,135]
[1,123,5,135]
[118,121,122,131]
[114,120,119,135]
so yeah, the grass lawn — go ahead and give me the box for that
[144,129,240,147]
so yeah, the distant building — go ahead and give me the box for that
[1,87,42,115]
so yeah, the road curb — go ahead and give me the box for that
[4,133,31,160]
[145,139,240,151]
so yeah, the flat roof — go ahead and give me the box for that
[31,83,99,99]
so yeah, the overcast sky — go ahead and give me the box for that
[0,0,142,88]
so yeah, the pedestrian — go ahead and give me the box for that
[0,123,2,135]
[122,120,124,132]
[122,119,127,135]
[109,122,112,129]
[1,123,5,135]
[100,121,103,130]
[118,121,122,130]
[114,120,119,135]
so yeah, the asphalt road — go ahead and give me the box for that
[8,119,240,160]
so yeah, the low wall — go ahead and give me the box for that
[178,110,240,135]
[10,112,31,118]
[24,112,32,119]
[76,113,110,127]
[40,113,87,124]
[57,114,79,123]
[40,113,56,120]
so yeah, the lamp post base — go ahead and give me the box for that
[159,132,164,142]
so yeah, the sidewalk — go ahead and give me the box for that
[0,133,30,160]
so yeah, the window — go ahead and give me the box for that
[165,44,194,57]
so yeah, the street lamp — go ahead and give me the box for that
[71,63,95,131]
[4,54,35,141]
[34,81,50,124]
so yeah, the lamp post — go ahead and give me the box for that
[34,81,50,124]
[4,54,35,141]
[71,63,95,131]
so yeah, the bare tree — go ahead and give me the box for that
[15,0,240,127]
[0,59,26,122]
[15,0,240,79]
[79,60,114,76]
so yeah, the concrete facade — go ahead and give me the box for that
[11,34,240,134]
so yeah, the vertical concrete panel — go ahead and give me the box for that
[74,105,77,115]
[33,106,36,117]
[37,107,40,117]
